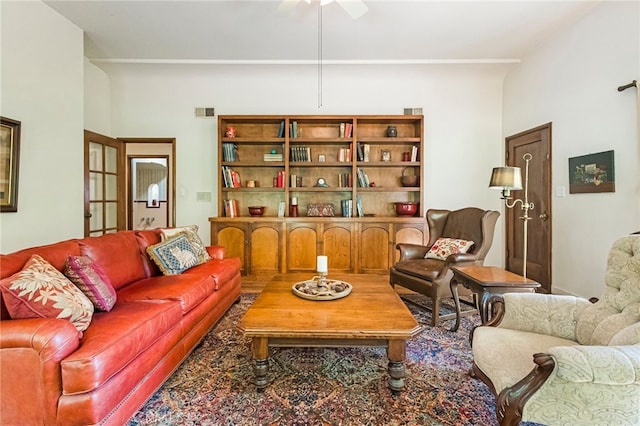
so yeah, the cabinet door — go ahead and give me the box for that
[215,224,247,274]
[250,224,280,272]
[287,223,318,272]
[321,223,353,272]
[359,223,392,272]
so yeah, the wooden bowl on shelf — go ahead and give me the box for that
[248,206,265,216]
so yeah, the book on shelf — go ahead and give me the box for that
[264,153,283,161]
[222,166,241,188]
[290,146,311,162]
[337,145,352,162]
[355,195,364,217]
[411,145,419,162]
[275,170,286,188]
[278,120,285,138]
[222,143,238,162]
[277,201,286,217]
[363,144,370,162]
[356,168,370,187]
[345,122,353,138]
[339,122,345,138]
[341,199,353,218]
[291,121,298,138]
[337,173,351,188]
[223,199,239,217]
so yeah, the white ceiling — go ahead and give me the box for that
[44,0,602,64]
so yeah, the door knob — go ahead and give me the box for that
[539,211,549,221]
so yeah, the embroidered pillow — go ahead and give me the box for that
[424,238,475,261]
[160,225,211,264]
[64,255,117,312]
[147,233,199,275]
[0,254,94,332]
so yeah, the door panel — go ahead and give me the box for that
[85,131,125,236]
[505,123,552,292]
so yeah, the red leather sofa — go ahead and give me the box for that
[0,229,242,425]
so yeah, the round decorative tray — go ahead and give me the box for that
[292,278,352,301]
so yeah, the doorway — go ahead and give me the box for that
[120,138,176,230]
[505,123,552,292]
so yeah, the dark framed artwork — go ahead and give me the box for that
[568,150,615,194]
[0,117,21,212]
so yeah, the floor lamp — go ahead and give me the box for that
[489,153,535,278]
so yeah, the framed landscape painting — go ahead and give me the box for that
[0,117,21,212]
[568,150,615,194]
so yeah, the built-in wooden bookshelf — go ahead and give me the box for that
[210,114,426,274]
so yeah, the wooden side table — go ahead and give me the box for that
[450,266,540,331]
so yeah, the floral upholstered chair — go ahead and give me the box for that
[471,235,640,425]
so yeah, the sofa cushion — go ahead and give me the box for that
[0,254,94,332]
[146,233,199,275]
[117,273,215,314]
[424,237,474,260]
[79,232,147,290]
[64,255,117,312]
[184,257,242,291]
[160,225,211,264]
[60,300,183,395]
[472,326,579,394]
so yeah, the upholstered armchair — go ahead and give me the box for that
[471,235,640,425]
[390,207,500,326]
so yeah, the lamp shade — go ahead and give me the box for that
[489,166,523,190]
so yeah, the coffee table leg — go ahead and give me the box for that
[251,337,269,390]
[387,339,406,393]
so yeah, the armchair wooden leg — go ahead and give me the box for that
[432,299,440,326]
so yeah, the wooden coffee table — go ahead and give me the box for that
[238,274,421,393]
[449,266,541,331]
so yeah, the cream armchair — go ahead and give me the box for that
[471,235,640,425]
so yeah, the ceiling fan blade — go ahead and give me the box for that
[277,0,301,15]
[336,0,368,19]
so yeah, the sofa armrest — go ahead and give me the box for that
[395,243,429,261]
[498,293,592,341]
[1,318,80,424]
[206,245,226,260]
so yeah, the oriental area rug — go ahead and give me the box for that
[128,293,506,425]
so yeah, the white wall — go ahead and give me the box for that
[0,1,84,253]
[99,62,508,261]
[84,58,111,136]
[503,1,640,297]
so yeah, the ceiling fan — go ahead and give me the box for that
[278,0,368,20]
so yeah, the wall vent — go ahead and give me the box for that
[195,107,215,118]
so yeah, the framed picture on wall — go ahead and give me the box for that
[0,117,21,212]
[568,150,615,194]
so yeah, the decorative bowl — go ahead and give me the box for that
[248,206,265,216]
[394,202,418,216]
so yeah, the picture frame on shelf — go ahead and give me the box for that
[0,116,21,212]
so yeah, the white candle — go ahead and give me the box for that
[291,197,298,205]
[317,255,328,273]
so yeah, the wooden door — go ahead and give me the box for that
[505,123,552,292]
[84,131,125,236]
